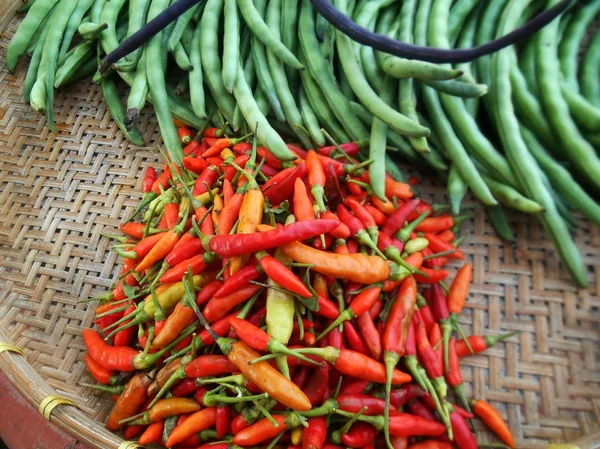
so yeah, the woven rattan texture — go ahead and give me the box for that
[1,10,600,449]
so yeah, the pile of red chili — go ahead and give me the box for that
[83,125,518,449]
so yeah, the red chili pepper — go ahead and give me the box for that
[450,406,478,449]
[165,407,217,447]
[408,400,437,422]
[113,304,137,347]
[257,146,283,169]
[380,199,420,237]
[455,331,519,358]
[341,422,377,448]
[204,127,224,138]
[430,283,453,373]
[214,263,261,298]
[202,134,253,158]
[413,268,449,284]
[106,373,152,430]
[151,168,171,195]
[193,167,219,196]
[256,251,312,297]
[313,233,334,250]
[408,441,454,449]
[184,139,202,156]
[317,286,380,340]
[415,215,454,233]
[425,233,464,260]
[83,328,142,372]
[302,416,327,449]
[263,163,307,206]
[343,321,370,355]
[216,404,231,438]
[178,126,192,144]
[142,167,157,193]
[389,384,426,408]
[119,222,144,239]
[159,252,216,283]
[208,220,338,258]
[183,156,208,174]
[165,237,205,268]
[292,367,311,390]
[203,284,262,322]
[301,363,328,406]
[84,354,116,385]
[321,211,351,238]
[287,143,308,159]
[171,378,197,397]
[158,202,179,230]
[416,293,436,334]
[337,394,402,416]
[327,325,343,349]
[357,312,381,360]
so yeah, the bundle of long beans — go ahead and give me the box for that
[7,0,599,286]
[83,127,519,448]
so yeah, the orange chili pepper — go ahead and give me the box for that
[294,177,316,221]
[280,240,390,284]
[471,400,515,448]
[106,372,152,430]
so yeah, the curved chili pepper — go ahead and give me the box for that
[343,321,369,355]
[229,317,320,366]
[416,293,436,334]
[425,233,464,260]
[337,205,385,258]
[233,414,303,446]
[106,372,152,430]
[318,287,380,340]
[202,134,252,158]
[192,166,220,196]
[84,354,117,385]
[339,378,371,396]
[344,197,379,243]
[357,312,381,360]
[415,321,447,406]
[151,168,171,195]
[203,284,262,322]
[142,167,157,193]
[127,397,202,425]
[159,252,216,283]
[261,165,295,192]
[165,407,218,447]
[471,399,515,448]
[446,337,470,412]
[447,263,472,324]
[321,211,351,239]
[264,163,307,206]
[151,280,223,349]
[450,405,478,449]
[113,304,137,347]
[214,263,260,297]
[138,420,164,445]
[389,384,426,408]
[408,400,437,422]
[256,251,312,297]
[166,234,204,267]
[304,363,330,406]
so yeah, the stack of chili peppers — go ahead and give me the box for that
[83,124,518,449]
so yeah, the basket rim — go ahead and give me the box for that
[0,327,126,449]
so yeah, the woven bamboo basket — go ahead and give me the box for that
[1,2,600,448]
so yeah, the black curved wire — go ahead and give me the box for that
[100,0,571,74]
[308,0,572,63]
[99,0,202,73]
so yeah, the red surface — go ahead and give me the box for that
[0,371,92,449]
